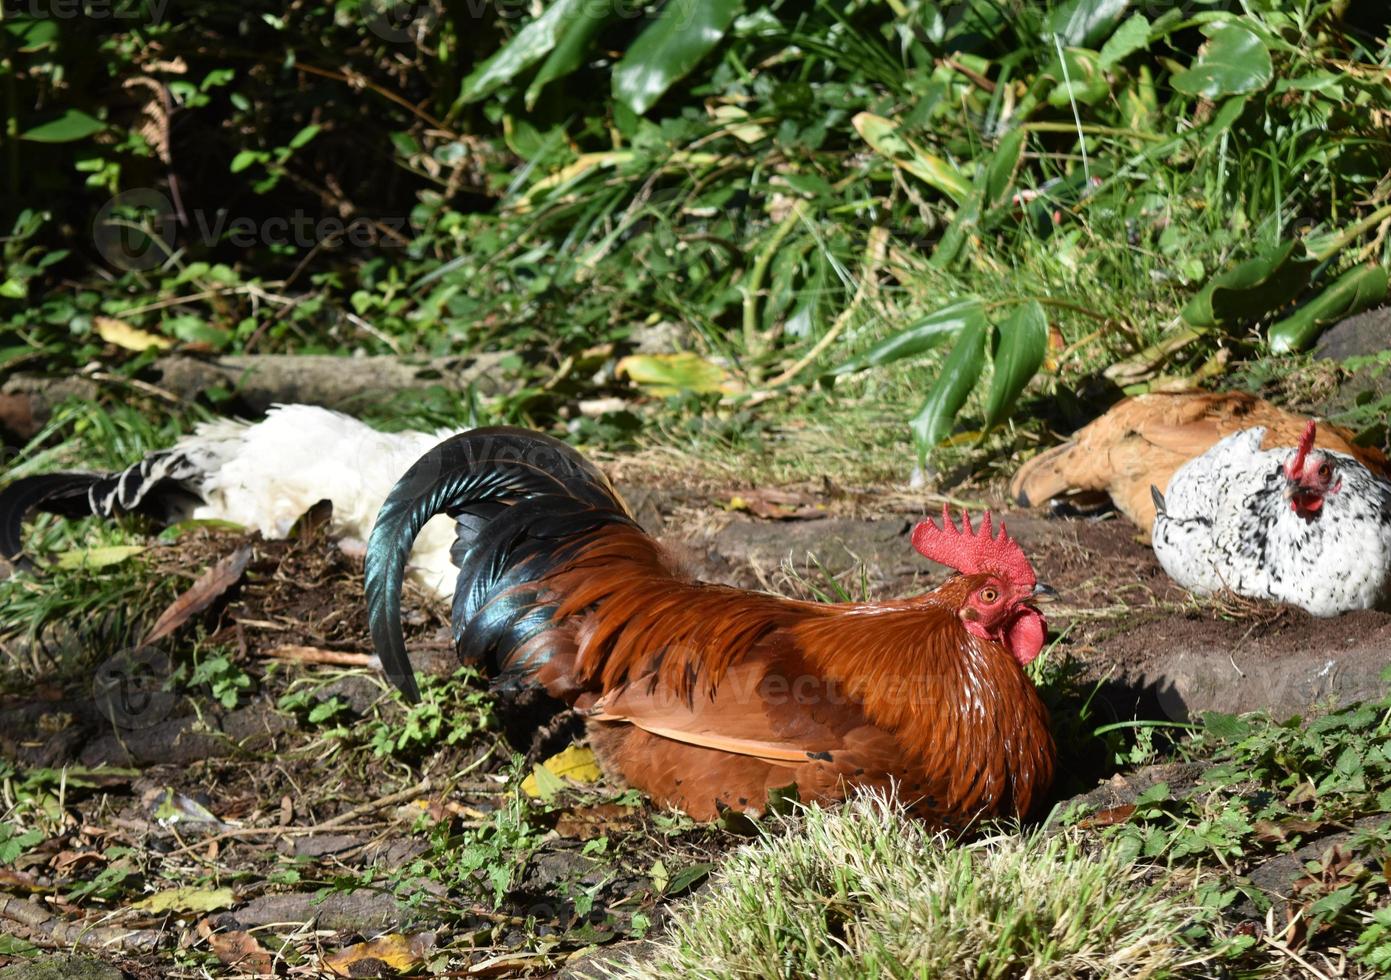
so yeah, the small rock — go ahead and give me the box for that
[631,320,685,355]
[365,836,430,868]
[289,834,362,859]
[230,880,445,932]
[1314,305,1391,361]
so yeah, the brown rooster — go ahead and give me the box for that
[1009,391,1389,537]
[366,428,1055,826]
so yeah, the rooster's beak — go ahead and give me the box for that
[1031,582,1059,602]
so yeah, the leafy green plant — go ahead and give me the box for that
[0,822,43,866]
[403,785,545,907]
[1092,674,1391,966]
[367,668,492,760]
[184,651,253,710]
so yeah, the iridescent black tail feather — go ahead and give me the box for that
[364,427,634,702]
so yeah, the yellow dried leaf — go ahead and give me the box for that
[323,933,428,976]
[521,745,602,798]
[95,315,172,351]
[852,112,972,204]
[615,352,731,395]
[132,885,234,914]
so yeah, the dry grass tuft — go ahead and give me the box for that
[608,793,1214,980]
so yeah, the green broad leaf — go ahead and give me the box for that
[824,298,985,377]
[983,128,1026,209]
[910,317,987,460]
[1044,0,1128,47]
[9,17,60,52]
[0,279,27,300]
[19,109,105,143]
[664,862,712,896]
[1133,781,1170,806]
[54,545,147,571]
[229,150,262,173]
[1307,885,1360,923]
[1098,14,1151,68]
[1268,264,1388,353]
[1046,48,1109,107]
[287,123,320,149]
[853,112,972,205]
[131,886,235,914]
[0,823,44,865]
[984,301,1048,432]
[765,782,800,817]
[1201,96,1249,147]
[930,190,983,268]
[612,0,744,116]
[525,3,617,109]
[165,314,231,348]
[456,0,593,106]
[1201,712,1250,741]
[1181,240,1317,328]
[1170,23,1273,99]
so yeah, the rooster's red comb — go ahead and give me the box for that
[911,505,1036,588]
[1284,419,1318,478]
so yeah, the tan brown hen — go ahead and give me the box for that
[1009,391,1389,537]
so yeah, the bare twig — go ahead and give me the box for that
[262,644,375,668]
[318,778,432,829]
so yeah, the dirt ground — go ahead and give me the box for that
[0,474,1387,977]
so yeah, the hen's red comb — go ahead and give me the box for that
[1284,419,1318,478]
[911,505,1036,588]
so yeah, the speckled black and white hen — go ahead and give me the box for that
[1152,420,1391,616]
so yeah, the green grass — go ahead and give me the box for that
[6,3,1390,483]
[609,793,1213,980]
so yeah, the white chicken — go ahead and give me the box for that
[1152,419,1391,616]
[0,404,461,597]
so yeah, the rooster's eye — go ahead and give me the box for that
[979,587,999,603]
[1318,463,1332,480]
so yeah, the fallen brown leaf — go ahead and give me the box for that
[1077,804,1136,829]
[1252,816,1335,845]
[728,489,827,521]
[0,869,44,893]
[51,850,106,874]
[209,929,276,975]
[143,544,252,645]
[198,918,276,975]
[554,804,643,841]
